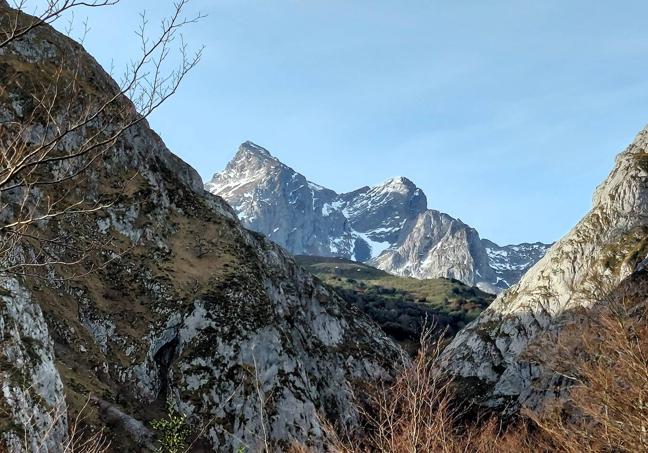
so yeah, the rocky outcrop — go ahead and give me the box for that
[207,144,551,292]
[206,142,359,258]
[439,125,648,412]
[0,5,403,451]
[372,210,495,288]
[0,278,67,453]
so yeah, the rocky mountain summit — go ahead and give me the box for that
[206,143,552,293]
[0,5,403,451]
[439,125,648,412]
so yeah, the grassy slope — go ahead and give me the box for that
[296,256,495,353]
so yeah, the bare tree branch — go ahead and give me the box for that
[0,0,119,49]
[0,0,204,277]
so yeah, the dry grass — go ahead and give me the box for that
[3,395,111,453]
[527,298,648,453]
[321,295,647,453]
[332,330,537,453]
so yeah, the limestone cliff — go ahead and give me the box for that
[0,5,403,451]
[439,126,648,411]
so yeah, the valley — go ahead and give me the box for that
[0,2,646,452]
[296,255,494,353]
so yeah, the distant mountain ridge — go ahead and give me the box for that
[206,142,552,293]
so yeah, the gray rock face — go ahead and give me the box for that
[206,142,356,258]
[0,278,67,453]
[207,144,551,292]
[373,210,495,287]
[481,240,552,289]
[340,176,428,247]
[0,6,404,451]
[439,125,648,412]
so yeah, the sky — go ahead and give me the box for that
[40,0,648,245]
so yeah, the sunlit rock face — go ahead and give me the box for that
[439,125,648,411]
[0,4,403,451]
[207,144,551,293]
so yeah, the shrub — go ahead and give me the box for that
[330,293,647,453]
[526,296,648,453]
[151,400,191,453]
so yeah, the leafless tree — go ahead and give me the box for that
[0,0,204,276]
[0,0,119,48]
[525,296,648,453]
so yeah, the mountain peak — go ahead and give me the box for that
[207,142,550,291]
[217,141,281,176]
[235,141,275,162]
[382,176,415,187]
[206,142,284,195]
[373,176,422,197]
[240,141,271,156]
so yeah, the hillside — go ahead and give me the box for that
[3,1,647,451]
[0,5,403,451]
[296,256,495,353]
[439,124,648,413]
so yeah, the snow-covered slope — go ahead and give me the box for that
[481,240,552,288]
[206,142,551,292]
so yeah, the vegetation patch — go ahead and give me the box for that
[296,256,494,353]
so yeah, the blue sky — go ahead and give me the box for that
[49,0,648,245]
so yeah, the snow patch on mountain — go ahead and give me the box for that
[206,142,551,292]
[354,231,391,259]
